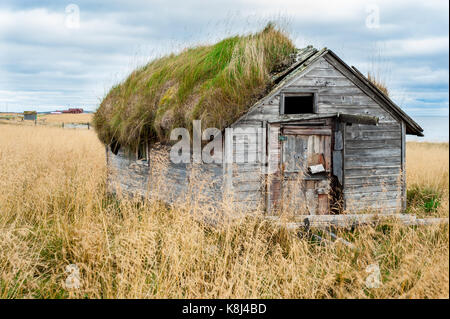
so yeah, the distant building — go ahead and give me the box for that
[59,108,83,114]
[23,111,37,121]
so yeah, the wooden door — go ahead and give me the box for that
[280,126,332,215]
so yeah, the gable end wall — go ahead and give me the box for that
[287,56,403,213]
[235,56,403,213]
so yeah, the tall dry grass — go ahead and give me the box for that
[0,125,448,298]
[367,72,389,96]
[406,142,449,218]
[39,113,93,124]
[0,113,93,128]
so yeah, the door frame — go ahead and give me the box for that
[266,118,334,215]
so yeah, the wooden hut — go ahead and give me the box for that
[23,111,37,121]
[95,29,423,215]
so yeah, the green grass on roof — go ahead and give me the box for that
[93,24,297,150]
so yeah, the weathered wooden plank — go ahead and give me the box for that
[345,166,400,176]
[337,113,379,125]
[240,113,280,122]
[320,110,397,124]
[344,199,401,210]
[232,172,262,182]
[344,154,401,164]
[334,131,343,150]
[318,93,380,105]
[332,150,343,184]
[268,214,448,229]
[401,121,407,211]
[231,191,262,202]
[232,178,262,188]
[282,128,332,135]
[346,130,401,140]
[344,184,401,193]
[318,108,395,120]
[345,139,402,149]
[344,176,401,187]
[232,163,262,173]
[289,86,364,95]
[268,125,280,175]
[292,77,355,87]
[344,171,402,180]
[233,149,260,157]
[345,191,401,200]
[232,119,264,126]
[302,67,345,78]
[253,105,279,115]
[317,194,329,215]
[345,148,401,157]
[346,123,400,132]
[344,202,401,212]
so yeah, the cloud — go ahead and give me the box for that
[383,37,449,57]
[0,0,448,120]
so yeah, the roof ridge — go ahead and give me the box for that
[271,46,322,84]
[350,65,423,134]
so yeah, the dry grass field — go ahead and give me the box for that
[0,113,93,126]
[0,124,448,298]
[38,113,93,124]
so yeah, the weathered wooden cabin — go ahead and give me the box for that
[23,111,37,121]
[101,45,423,215]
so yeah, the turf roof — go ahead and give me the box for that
[93,24,297,150]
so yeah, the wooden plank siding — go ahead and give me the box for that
[233,56,404,213]
[266,124,281,211]
[288,57,402,213]
[107,147,224,205]
[228,124,265,209]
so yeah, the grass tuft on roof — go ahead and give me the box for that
[93,23,297,150]
[367,72,389,97]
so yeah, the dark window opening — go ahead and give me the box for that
[283,95,314,114]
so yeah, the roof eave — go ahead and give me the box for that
[325,50,424,137]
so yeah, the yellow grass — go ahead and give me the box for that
[0,113,93,127]
[38,113,93,124]
[367,72,389,96]
[0,113,22,117]
[406,142,449,218]
[0,124,448,298]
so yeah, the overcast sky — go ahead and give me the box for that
[0,0,448,117]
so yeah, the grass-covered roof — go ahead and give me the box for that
[93,24,297,149]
